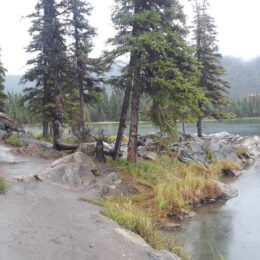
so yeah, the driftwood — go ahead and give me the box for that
[53,119,79,151]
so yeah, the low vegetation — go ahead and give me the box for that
[105,135,129,145]
[108,156,237,217]
[0,176,6,194]
[81,197,189,260]
[83,154,241,258]
[5,135,23,147]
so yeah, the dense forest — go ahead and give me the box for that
[0,0,255,161]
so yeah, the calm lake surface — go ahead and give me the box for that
[169,161,260,260]
[25,118,260,137]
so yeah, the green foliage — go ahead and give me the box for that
[0,176,6,194]
[224,96,260,118]
[5,135,23,147]
[22,0,68,133]
[7,92,31,124]
[192,0,230,123]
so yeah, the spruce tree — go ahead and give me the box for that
[66,0,103,142]
[109,0,202,162]
[22,0,67,139]
[0,49,7,112]
[192,0,230,137]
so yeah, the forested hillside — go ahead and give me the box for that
[222,56,260,98]
[5,56,260,99]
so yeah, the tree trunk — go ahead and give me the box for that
[197,101,203,137]
[42,121,49,138]
[80,86,88,142]
[182,121,185,134]
[197,116,203,137]
[113,84,132,160]
[127,67,141,162]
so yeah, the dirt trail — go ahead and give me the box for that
[0,142,175,260]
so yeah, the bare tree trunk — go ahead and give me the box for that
[113,84,132,160]
[80,86,88,142]
[197,101,203,137]
[43,121,49,138]
[197,117,202,137]
[182,121,185,134]
[49,123,53,136]
[127,67,141,162]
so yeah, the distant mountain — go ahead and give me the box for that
[4,57,260,99]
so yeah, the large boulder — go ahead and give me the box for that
[77,142,96,156]
[36,152,97,189]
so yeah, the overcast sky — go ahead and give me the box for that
[1,0,260,75]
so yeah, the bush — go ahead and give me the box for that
[5,135,23,147]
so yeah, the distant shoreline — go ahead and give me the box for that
[24,117,260,128]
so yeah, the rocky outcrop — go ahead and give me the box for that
[36,152,97,189]
[136,132,260,171]
[214,180,238,200]
[0,113,23,133]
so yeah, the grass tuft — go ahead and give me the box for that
[105,135,129,145]
[82,196,190,259]
[0,176,6,194]
[5,135,23,147]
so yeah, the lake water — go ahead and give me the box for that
[25,118,260,137]
[168,161,260,260]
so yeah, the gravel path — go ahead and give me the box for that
[0,142,178,260]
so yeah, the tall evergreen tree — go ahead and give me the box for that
[0,49,7,112]
[22,0,67,139]
[66,0,103,142]
[109,0,202,162]
[192,0,230,137]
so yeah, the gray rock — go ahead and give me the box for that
[19,133,53,149]
[36,152,97,189]
[222,168,242,177]
[148,250,181,260]
[160,223,181,231]
[214,180,238,200]
[138,151,158,161]
[77,142,96,156]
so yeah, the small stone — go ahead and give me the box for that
[188,211,196,218]
[114,179,122,186]
[109,185,117,190]
[160,223,181,231]
[89,244,95,248]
